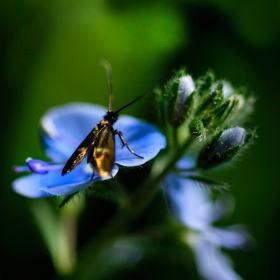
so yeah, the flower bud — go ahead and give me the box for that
[211,81,233,98]
[169,75,195,126]
[197,127,246,169]
[196,70,215,97]
[189,118,207,141]
[195,83,224,117]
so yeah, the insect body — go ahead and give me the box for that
[62,63,143,178]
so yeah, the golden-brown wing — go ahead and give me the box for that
[88,126,115,177]
[62,125,99,175]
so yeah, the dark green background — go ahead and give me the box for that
[1,0,279,279]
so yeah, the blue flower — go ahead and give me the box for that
[163,158,251,280]
[12,102,166,198]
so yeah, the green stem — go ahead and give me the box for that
[62,135,196,279]
[111,175,132,208]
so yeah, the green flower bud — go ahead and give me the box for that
[189,118,207,141]
[195,82,224,117]
[197,127,246,169]
[195,70,215,97]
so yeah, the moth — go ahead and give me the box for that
[62,62,144,179]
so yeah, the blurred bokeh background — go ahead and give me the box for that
[1,0,280,279]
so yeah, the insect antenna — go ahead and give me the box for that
[101,60,146,114]
[115,93,147,114]
[100,60,114,112]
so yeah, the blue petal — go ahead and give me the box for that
[193,239,243,280]
[12,175,53,198]
[40,103,106,161]
[206,226,250,250]
[176,156,195,170]
[12,163,118,197]
[163,174,221,229]
[114,115,166,166]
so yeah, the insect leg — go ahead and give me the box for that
[117,131,125,148]
[115,130,144,158]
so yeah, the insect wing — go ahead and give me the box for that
[88,125,115,177]
[62,126,99,175]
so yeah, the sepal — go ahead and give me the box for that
[195,82,224,117]
[195,70,215,97]
[212,99,231,122]
[87,181,129,207]
[58,192,79,208]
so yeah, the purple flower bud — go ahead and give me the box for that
[176,75,195,115]
[170,75,195,126]
[197,127,245,169]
